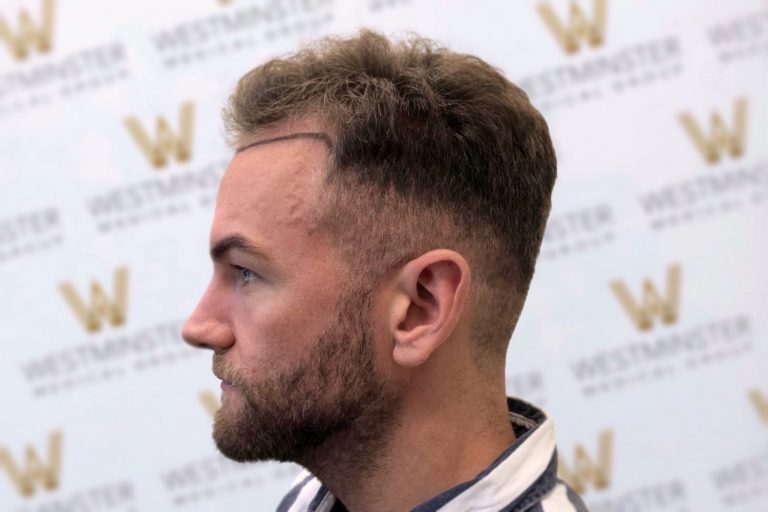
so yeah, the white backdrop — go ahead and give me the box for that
[1,0,766,510]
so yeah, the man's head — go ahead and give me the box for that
[182,30,556,466]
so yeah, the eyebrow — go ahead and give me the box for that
[235,132,334,154]
[210,234,272,262]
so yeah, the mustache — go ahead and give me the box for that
[212,355,246,388]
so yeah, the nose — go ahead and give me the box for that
[181,282,235,352]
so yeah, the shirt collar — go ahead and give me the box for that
[300,397,558,512]
[410,397,557,512]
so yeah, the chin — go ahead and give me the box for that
[211,407,283,463]
[213,436,256,462]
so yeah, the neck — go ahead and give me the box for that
[299,377,514,512]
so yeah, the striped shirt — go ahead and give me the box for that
[277,397,588,512]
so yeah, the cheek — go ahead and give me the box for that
[229,281,339,366]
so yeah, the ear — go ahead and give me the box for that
[387,249,471,367]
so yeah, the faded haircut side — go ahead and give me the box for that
[224,30,557,358]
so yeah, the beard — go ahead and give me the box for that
[210,286,400,466]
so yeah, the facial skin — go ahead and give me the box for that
[181,123,401,467]
[210,285,399,464]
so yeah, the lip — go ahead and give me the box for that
[212,369,234,389]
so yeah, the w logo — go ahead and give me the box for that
[199,390,221,417]
[124,102,195,169]
[749,389,768,424]
[58,266,129,334]
[610,264,681,332]
[679,97,748,164]
[537,0,607,54]
[0,431,62,497]
[0,0,55,61]
[559,430,614,494]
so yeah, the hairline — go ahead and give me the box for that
[235,131,334,154]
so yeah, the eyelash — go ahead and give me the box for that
[230,265,261,285]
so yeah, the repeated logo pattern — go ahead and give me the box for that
[124,102,195,169]
[0,0,765,510]
[559,430,614,495]
[0,431,62,497]
[536,0,607,54]
[199,390,221,417]
[0,0,55,60]
[750,389,768,425]
[57,267,129,333]
[609,264,681,332]
[679,97,748,164]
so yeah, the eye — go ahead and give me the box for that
[231,265,260,285]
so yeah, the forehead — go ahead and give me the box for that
[212,124,331,246]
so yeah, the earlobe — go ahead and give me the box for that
[389,250,470,368]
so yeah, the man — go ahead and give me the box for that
[181,30,587,512]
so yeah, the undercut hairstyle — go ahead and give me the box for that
[225,30,557,358]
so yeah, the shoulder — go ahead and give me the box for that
[533,479,590,512]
